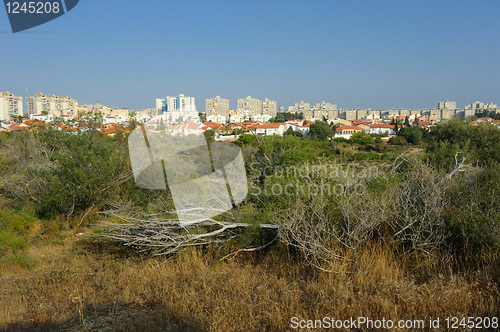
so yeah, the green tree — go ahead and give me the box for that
[235,134,257,146]
[404,116,410,127]
[38,132,129,218]
[199,112,207,122]
[399,126,423,145]
[307,121,334,141]
[350,131,375,145]
[204,128,216,142]
[284,127,303,137]
[157,118,166,131]
[425,119,500,169]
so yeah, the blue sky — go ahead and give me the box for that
[1,0,499,110]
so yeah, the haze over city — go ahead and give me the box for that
[1,0,499,110]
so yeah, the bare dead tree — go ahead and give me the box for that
[93,204,280,256]
[276,195,354,273]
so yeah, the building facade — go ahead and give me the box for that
[206,96,230,121]
[288,100,310,113]
[237,96,262,119]
[261,98,277,118]
[313,101,337,111]
[0,91,23,120]
[438,99,456,110]
[162,94,196,113]
[27,93,77,116]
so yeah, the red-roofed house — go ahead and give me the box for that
[167,121,205,135]
[103,122,120,130]
[368,124,396,136]
[285,123,310,136]
[203,122,226,131]
[102,127,117,136]
[227,123,248,131]
[256,123,287,136]
[8,122,29,131]
[335,125,363,139]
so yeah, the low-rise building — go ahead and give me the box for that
[334,125,363,139]
[256,123,286,136]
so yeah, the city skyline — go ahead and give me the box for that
[1,1,499,110]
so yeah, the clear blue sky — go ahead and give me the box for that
[1,0,499,110]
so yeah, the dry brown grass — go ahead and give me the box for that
[0,234,499,331]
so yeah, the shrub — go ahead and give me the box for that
[350,131,374,145]
[388,136,407,145]
[399,126,423,145]
[235,134,256,146]
[425,119,500,169]
[307,121,335,141]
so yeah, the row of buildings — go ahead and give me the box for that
[2,91,499,124]
[155,95,278,123]
[0,92,157,122]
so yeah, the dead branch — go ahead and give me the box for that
[94,208,280,256]
[443,152,473,181]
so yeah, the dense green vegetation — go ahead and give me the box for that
[0,119,499,270]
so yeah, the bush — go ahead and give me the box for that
[425,119,500,169]
[37,132,130,218]
[445,164,500,251]
[284,127,303,137]
[350,131,374,145]
[381,152,398,160]
[307,121,335,141]
[399,126,423,145]
[351,152,381,161]
[235,134,256,146]
[388,136,407,145]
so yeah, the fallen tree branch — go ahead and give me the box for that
[93,208,280,256]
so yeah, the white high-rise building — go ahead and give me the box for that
[162,94,196,113]
[155,98,164,115]
[0,91,23,120]
[159,94,198,123]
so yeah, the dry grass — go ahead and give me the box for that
[0,234,499,332]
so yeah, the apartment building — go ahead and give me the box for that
[237,96,262,119]
[0,91,23,120]
[206,96,230,121]
[27,93,77,116]
[155,99,164,114]
[288,100,310,113]
[438,99,456,110]
[261,98,277,117]
[341,109,357,121]
[313,101,337,111]
[356,109,367,119]
[161,94,196,113]
[430,109,442,120]
[465,101,498,110]
[441,109,454,120]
